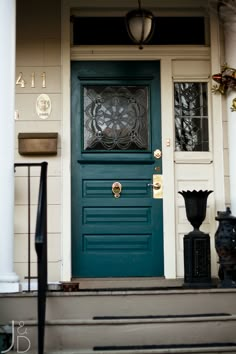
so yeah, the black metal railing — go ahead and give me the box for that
[14,162,48,354]
[35,161,48,354]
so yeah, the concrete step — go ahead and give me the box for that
[2,288,236,353]
[71,277,184,289]
[1,288,236,322]
[14,314,236,351]
[14,347,236,354]
[79,344,236,353]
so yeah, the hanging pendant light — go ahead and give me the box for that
[125,0,155,49]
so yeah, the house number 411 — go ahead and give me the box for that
[16,72,46,88]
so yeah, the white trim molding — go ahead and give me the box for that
[0,0,19,293]
[219,3,236,214]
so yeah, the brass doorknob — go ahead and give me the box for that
[148,182,161,190]
[154,149,162,159]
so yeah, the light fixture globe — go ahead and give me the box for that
[126,2,155,49]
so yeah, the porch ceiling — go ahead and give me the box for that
[70,0,210,17]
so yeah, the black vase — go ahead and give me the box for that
[178,190,213,287]
[178,190,213,233]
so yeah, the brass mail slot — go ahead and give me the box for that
[18,133,58,156]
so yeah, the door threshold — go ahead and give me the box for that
[70,277,184,290]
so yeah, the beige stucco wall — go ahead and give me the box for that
[14,0,62,283]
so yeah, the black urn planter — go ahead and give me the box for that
[215,207,236,288]
[178,190,213,288]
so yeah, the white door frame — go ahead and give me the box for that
[61,0,225,281]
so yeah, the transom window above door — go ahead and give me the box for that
[72,17,207,46]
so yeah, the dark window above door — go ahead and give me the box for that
[72,17,206,46]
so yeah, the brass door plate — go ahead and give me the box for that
[152,174,163,199]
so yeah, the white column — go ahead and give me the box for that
[220,3,236,215]
[0,0,19,292]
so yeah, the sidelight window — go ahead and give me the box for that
[174,82,209,152]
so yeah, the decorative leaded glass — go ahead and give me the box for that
[83,86,149,151]
[174,82,209,151]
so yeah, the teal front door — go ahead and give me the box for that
[71,61,163,277]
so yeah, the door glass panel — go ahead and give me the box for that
[83,85,149,151]
[174,82,209,151]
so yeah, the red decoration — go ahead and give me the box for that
[212,64,236,95]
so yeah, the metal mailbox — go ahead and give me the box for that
[18,132,58,156]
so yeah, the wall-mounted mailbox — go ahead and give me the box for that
[18,133,58,156]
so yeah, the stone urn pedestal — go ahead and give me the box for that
[179,190,213,288]
[215,207,236,288]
